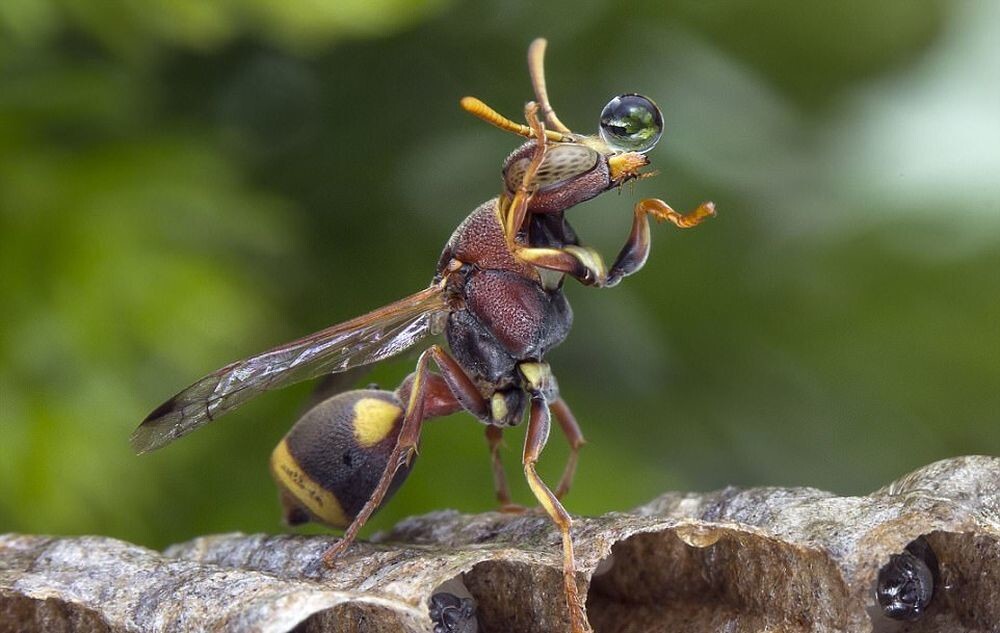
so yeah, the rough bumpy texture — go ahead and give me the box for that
[1,456,998,632]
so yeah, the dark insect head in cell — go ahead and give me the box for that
[875,536,939,621]
[428,592,477,633]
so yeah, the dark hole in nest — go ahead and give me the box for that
[585,527,853,632]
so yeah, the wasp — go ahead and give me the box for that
[132,38,715,632]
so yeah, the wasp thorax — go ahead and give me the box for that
[270,389,413,529]
[599,93,663,153]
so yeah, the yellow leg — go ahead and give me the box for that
[523,393,588,632]
[605,198,716,287]
[517,362,587,631]
[640,198,716,228]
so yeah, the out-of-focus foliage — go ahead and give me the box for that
[0,0,449,56]
[1,0,997,549]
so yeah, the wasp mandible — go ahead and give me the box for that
[132,38,715,632]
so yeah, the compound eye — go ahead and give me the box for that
[599,93,663,153]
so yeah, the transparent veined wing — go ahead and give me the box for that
[131,284,449,454]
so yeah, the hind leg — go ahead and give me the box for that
[552,398,585,500]
[320,344,489,564]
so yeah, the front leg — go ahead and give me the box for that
[604,198,716,287]
[514,243,607,286]
[514,195,716,288]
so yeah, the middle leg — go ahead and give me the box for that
[523,394,588,632]
[519,362,588,632]
[485,398,583,509]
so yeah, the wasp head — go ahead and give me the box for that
[462,39,664,215]
[496,93,662,213]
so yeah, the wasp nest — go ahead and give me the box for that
[1,456,997,632]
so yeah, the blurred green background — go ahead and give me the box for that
[1,0,998,549]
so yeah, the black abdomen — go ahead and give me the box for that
[270,389,413,528]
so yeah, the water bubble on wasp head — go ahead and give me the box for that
[599,93,664,154]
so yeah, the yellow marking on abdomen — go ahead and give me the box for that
[352,397,402,447]
[270,439,349,528]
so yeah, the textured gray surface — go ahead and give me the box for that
[1,456,998,632]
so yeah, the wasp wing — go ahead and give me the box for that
[131,284,449,454]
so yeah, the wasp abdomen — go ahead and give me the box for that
[270,389,413,529]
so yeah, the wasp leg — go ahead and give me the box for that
[426,347,535,514]
[422,344,490,422]
[516,244,610,287]
[485,425,528,512]
[606,198,716,287]
[487,394,581,509]
[485,425,510,504]
[523,393,588,632]
[551,398,585,500]
[518,362,588,632]
[321,344,487,565]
